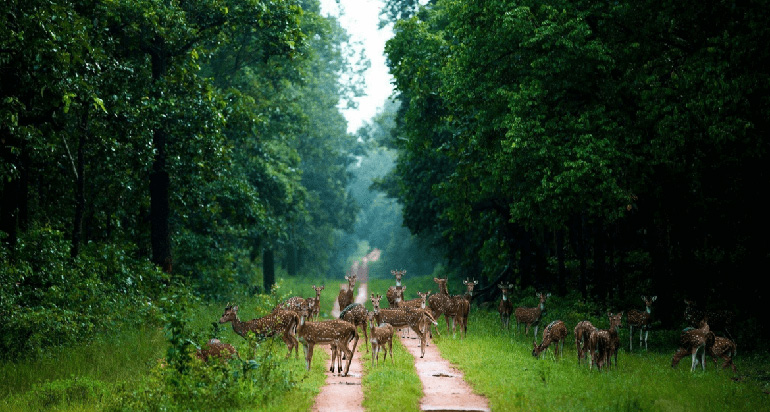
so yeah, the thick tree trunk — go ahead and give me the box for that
[263,248,275,293]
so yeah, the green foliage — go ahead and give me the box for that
[0,228,167,359]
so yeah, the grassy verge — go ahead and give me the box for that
[433,309,770,411]
[360,337,423,412]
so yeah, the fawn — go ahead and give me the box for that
[671,318,715,372]
[708,336,737,372]
[371,293,437,358]
[574,320,597,366]
[386,269,407,308]
[367,311,394,366]
[195,338,238,363]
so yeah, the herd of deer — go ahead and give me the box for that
[197,270,737,378]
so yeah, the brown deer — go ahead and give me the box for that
[672,318,716,372]
[606,312,623,368]
[278,296,306,310]
[218,304,299,359]
[386,269,407,308]
[532,320,568,360]
[295,300,359,376]
[337,274,357,312]
[371,293,437,358]
[574,320,597,366]
[589,328,611,370]
[427,277,467,336]
[309,285,324,320]
[339,302,370,353]
[195,338,238,363]
[707,336,737,372]
[367,311,394,366]
[498,283,515,330]
[514,292,550,337]
[456,278,478,337]
[627,295,657,350]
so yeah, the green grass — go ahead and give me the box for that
[360,337,423,412]
[433,309,770,412]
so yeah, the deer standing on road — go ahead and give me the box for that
[498,283,514,330]
[367,311,394,366]
[627,295,656,350]
[218,304,299,359]
[295,301,359,376]
[514,292,550,337]
[371,293,437,358]
[340,302,370,353]
[532,320,568,360]
[386,269,407,308]
[337,274,356,312]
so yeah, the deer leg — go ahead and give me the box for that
[304,343,313,371]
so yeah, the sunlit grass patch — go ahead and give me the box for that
[361,337,422,412]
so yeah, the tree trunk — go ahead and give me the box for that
[263,248,275,293]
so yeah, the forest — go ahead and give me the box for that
[2,0,770,410]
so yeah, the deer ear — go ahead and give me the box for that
[652,296,657,301]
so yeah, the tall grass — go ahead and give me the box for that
[433,309,770,411]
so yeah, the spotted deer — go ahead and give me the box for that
[340,302,370,353]
[627,295,657,350]
[427,277,467,336]
[370,293,437,358]
[195,338,238,362]
[218,304,299,359]
[278,296,306,311]
[671,318,716,372]
[337,274,356,312]
[574,320,597,366]
[532,320,568,360]
[606,312,623,368]
[295,300,359,376]
[589,328,611,370]
[386,269,407,308]
[456,278,478,337]
[498,283,515,330]
[514,292,551,337]
[367,311,394,366]
[309,285,324,320]
[707,336,737,372]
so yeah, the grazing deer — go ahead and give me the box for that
[574,320,597,366]
[671,318,716,372]
[386,269,407,308]
[371,293,437,358]
[627,295,657,350]
[309,285,324,320]
[498,283,515,330]
[683,299,734,337]
[708,336,737,372]
[295,301,359,376]
[514,292,550,337]
[219,304,299,359]
[340,302,370,353]
[337,274,357,312]
[367,311,394,366]
[532,320,568,360]
[195,338,238,362]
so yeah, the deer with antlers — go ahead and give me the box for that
[532,320,568,360]
[337,274,356,312]
[386,269,407,308]
[371,293,437,358]
[218,304,299,359]
[498,283,515,330]
[627,295,657,350]
[295,300,359,376]
[514,292,550,337]
[574,320,597,366]
[672,317,716,372]
[367,311,394,366]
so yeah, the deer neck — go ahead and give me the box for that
[395,280,402,287]
[231,316,249,338]
[646,306,652,314]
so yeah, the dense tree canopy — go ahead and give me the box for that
[383,0,770,331]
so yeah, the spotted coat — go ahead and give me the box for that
[218,305,299,359]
